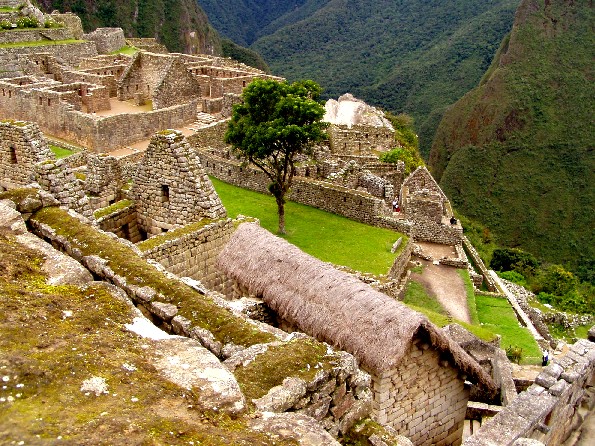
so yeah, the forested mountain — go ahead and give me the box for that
[198,0,519,155]
[429,0,594,274]
[40,0,222,54]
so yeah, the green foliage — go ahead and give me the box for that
[432,2,594,277]
[0,19,12,30]
[505,345,523,364]
[235,0,519,156]
[498,270,528,287]
[210,176,405,275]
[15,16,39,28]
[533,264,579,296]
[490,248,539,277]
[221,38,269,72]
[42,0,221,54]
[225,78,328,234]
[378,113,424,174]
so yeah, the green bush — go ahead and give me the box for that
[16,16,39,29]
[505,345,523,364]
[490,248,539,276]
[0,20,12,30]
[498,270,527,287]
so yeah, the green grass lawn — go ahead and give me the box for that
[110,45,138,55]
[476,294,542,364]
[210,177,405,276]
[49,144,73,159]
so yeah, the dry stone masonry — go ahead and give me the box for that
[132,130,225,236]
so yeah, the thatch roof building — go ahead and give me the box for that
[217,223,495,446]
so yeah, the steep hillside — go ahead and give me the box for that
[236,0,519,156]
[429,0,594,272]
[39,0,222,54]
[196,0,311,46]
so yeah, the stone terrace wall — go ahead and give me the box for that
[83,28,125,54]
[0,120,54,186]
[462,236,498,292]
[141,218,235,291]
[464,339,595,446]
[0,42,98,68]
[371,335,469,446]
[0,28,74,44]
[200,151,390,226]
[96,202,142,243]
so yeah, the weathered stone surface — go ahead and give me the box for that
[152,336,245,416]
[149,301,178,321]
[223,342,280,372]
[511,439,545,446]
[248,412,341,446]
[171,315,192,336]
[190,326,223,357]
[253,377,308,412]
[588,325,595,342]
[337,389,373,434]
[298,396,332,421]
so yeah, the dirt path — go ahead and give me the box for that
[409,242,471,323]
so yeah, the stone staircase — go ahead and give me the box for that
[189,111,219,131]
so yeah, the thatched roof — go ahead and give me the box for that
[217,223,495,392]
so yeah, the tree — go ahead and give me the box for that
[225,78,327,234]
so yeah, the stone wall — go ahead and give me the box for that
[83,28,126,54]
[0,28,74,44]
[327,124,394,155]
[140,218,235,291]
[34,158,91,216]
[0,42,98,68]
[0,120,54,186]
[464,339,595,445]
[133,131,225,236]
[96,201,142,243]
[85,153,124,209]
[387,237,413,280]
[200,151,391,226]
[50,12,84,39]
[462,236,498,292]
[370,335,469,446]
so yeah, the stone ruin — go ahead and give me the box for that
[133,130,226,236]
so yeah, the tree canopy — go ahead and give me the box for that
[224,78,327,234]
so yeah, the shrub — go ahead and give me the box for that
[506,345,523,364]
[0,20,12,30]
[490,248,539,276]
[499,270,527,287]
[16,16,39,28]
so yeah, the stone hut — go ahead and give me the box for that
[132,130,226,237]
[0,120,54,187]
[85,153,124,210]
[117,51,201,109]
[400,166,450,224]
[217,223,496,446]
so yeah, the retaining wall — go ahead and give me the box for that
[464,339,595,445]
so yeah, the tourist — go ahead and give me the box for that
[450,216,457,225]
[542,349,549,366]
[392,198,398,212]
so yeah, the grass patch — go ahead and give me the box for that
[49,144,73,159]
[403,280,446,315]
[93,199,133,220]
[476,294,542,364]
[109,45,137,55]
[32,206,275,348]
[210,177,406,275]
[0,39,86,48]
[459,269,479,325]
[233,338,335,401]
[137,219,215,252]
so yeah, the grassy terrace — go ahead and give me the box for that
[0,39,85,48]
[49,144,73,159]
[210,177,406,276]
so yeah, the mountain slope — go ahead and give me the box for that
[196,0,311,46]
[40,0,222,54]
[242,0,519,156]
[429,0,594,272]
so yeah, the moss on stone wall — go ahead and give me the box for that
[32,206,275,348]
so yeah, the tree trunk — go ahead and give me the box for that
[275,195,286,235]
